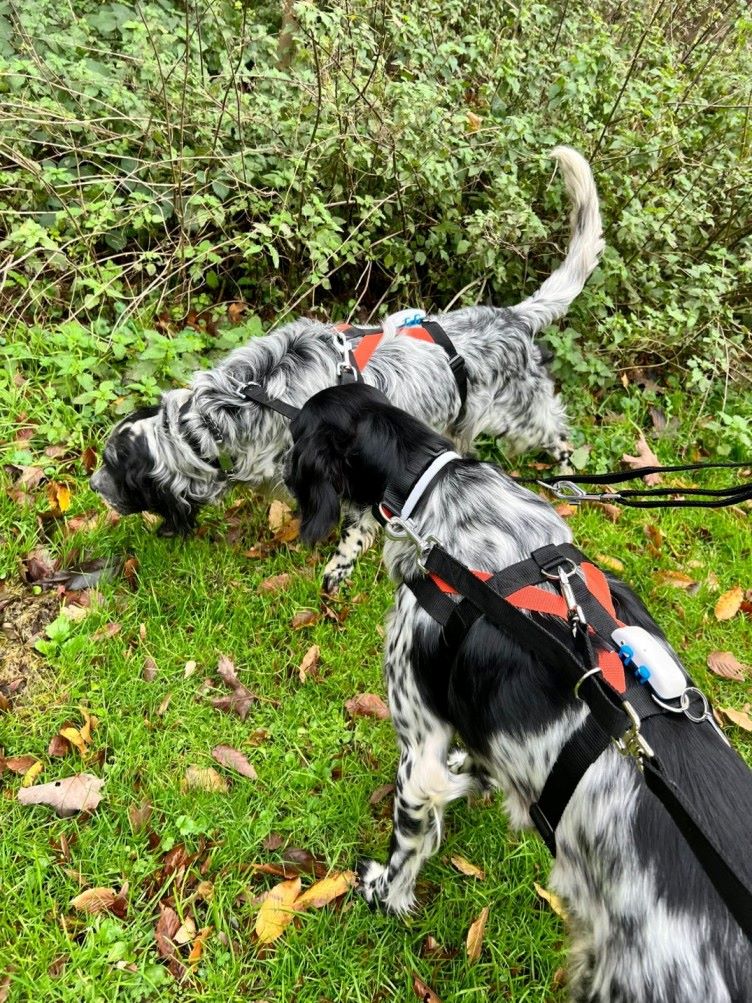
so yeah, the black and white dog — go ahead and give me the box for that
[285,382,752,1002]
[91,147,603,591]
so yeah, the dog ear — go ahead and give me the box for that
[289,431,348,544]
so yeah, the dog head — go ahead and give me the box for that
[90,404,200,535]
[286,383,453,543]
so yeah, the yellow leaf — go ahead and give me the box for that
[466,111,482,133]
[188,926,211,965]
[70,887,118,914]
[465,905,489,963]
[47,481,72,514]
[59,727,87,757]
[255,877,302,943]
[655,570,697,591]
[181,766,229,794]
[21,761,43,787]
[534,881,569,920]
[718,706,752,732]
[294,871,356,911]
[450,855,485,880]
[596,554,625,573]
[714,587,743,622]
[268,500,293,532]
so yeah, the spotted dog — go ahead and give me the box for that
[91,146,603,591]
[285,382,752,1003]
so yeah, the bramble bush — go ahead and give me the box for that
[0,0,750,405]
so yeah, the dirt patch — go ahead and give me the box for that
[0,588,60,701]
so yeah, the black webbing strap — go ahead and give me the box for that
[421,320,468,416]
[236,383,301,421]
[643,758,752,940]
[525,459,752,509]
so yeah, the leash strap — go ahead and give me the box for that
[235,383,301,421]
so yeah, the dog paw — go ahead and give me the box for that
[322,559,354,595]
[356,859,387,909]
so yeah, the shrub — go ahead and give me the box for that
[0,0,750,389]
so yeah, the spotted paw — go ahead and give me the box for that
[322,559,354,595]
[356,859,387,909]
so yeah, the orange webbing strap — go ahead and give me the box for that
[352,333,385,370]
[400,324,435,344]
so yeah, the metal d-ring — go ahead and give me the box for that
[574,666,603,699]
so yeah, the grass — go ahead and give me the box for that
[1,357,751,1003]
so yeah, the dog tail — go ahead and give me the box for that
[509,146,604,335]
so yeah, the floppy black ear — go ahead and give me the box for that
[288,431,347,544]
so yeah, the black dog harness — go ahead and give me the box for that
[374,448,752,941]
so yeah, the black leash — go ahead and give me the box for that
[522,458,752,509]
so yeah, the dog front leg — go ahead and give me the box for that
[322,507,380,594]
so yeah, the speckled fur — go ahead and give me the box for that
[91,147,603,585]
[286,384,752,1003]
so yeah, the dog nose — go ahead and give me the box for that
[89,471,101,492]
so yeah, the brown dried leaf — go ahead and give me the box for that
[71,884,127,918]
[466,905,490,963]
[268,500,293,532]
[283,848,329,879]
[345,693,390,720]
[554,503,576,518]
[211,744,257,780]
[263,833,284,851]
[47,482,72,516]
[2,754,39,775]
[128,799,153,832]
[255,877,302,944]
[644,523,663,557]
[715,587,743,622]
[259,572,292,593]
[718,706,752,732]
[17,773,104,817]
[622,435,662,485]
[450,855,485,880]
[655,569,698,591]
[15,466,45,489]
[48,734,71,758]
[157,691,173,716]
[123,557,139,590]
[291,609,318,630]
[188,926,211,966]
[601,502,622,523]
[182,766,229,794]
[298,644,320,683]
[174,916,196,946]
[413,975,443,1003]
[707,651,748,682]
[155,904,186,979]
[143,657,158,682]
[369,783,395,806]
[294,870,356,911]
[217,654,241,689]
[81,446,98,474]
[534,881,569,920]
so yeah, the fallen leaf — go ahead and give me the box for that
[707,651,748,682]
[15,465,45,489]
[644,523,663,557]
[123,557,139,589]
[71,884,127,918]
[534,881,569,920]
[283,848,329,879]
[263,833,284,851]
[715,587,743,622]
[0,976,9,1003]
[21,761,43,787]
[413,975,443,1003]
[249,728,270,746]
[155,904,186,979]
[554,503,576,518]
[466,905,489,963]
[47,482,72,516]
[255,877,302,944]
[298,644,320,683]
[174,916,196,946]
[143,657,158,682]
[17,773,104,816]
[450,855,485,880]
[227,301,247,324]
[128,799,153,831]
[596,554,625,574]
[466,111,482,132]
[211,745,257,779]
[291,609,318,630]
[420,935,457,960]
[345,693,390,720]
[294,870,356,910]
[183,659,197,678]
[259,573,291,593]
[212,655,256,720]
[182,766,229,794]
[48,734,71,758]
[622,435,661,485]
[369,783,395,806]
[601,502,622,523]
[188,926,211,965]
[157,691,173,716]
[1,754,39,775]
[81,446,98,473]
[196,880,214,901]
[22,549,57,583]
[655,570,698,591]
[718,706,752,732]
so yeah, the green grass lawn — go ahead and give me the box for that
[1,361,751,1002]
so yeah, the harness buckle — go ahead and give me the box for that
[380,511,438,572]
[541,559,586,633]
[614,700,655,768]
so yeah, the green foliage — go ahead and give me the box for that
[1,0,750,392]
